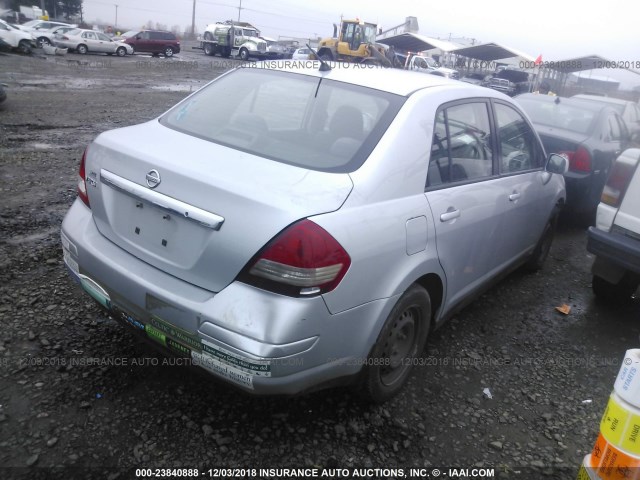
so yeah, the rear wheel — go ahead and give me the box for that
[203,43,214,56]
[77,44,88,54]
[592,274,639,303]
[164,46,174,57]
[203,31,213,41]
[360,284,431,403]
[116,46,126,57]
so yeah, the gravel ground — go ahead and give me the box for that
[1,47,639,480]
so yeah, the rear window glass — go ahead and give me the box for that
[517,97,597,134]
[160,68,404,173]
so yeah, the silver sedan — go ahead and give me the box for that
[55,28,133,56]
[61,62,567,402]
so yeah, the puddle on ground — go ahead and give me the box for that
[149,84,200,92]
[30,143,58,150]
[4,227,59,245]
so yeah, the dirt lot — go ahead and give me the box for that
[1,48,639,480]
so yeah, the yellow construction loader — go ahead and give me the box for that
[316,19,393,67]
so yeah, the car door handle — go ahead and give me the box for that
[440,209,460,222]
[509,192,521,202]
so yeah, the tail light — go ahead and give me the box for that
[240,220,351,297]
[601,160,637,207]
[61,35,69,40]
[77,148,90,207]
[559,146,591,172]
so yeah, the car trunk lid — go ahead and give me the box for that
[86,121,354,293]
[535,126,590,155]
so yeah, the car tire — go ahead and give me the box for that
[164,46,174,57]
[77,44,88,54]
[37,37,51,48]
[592,274,639,303]
[204,43,214,56]
[524,210,558,272]
[359,284,431,403]
[203,31,213,41]
[116,46,126,57]
[239,48,249,61]
[18,39,32,54]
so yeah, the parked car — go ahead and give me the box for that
[516,93,631,219]
[14,19,72,33]
[61,63,566,403]
[573,94,640,144]
[262,38,287,59]
[55,28,133,56]
[460,73,485,86]
[486,77,517,96]
[587,148,640,302]
[291,47,311,60]
[112,30,138,42]
[123,30,180,57]
[0,18,36,53]
[32,24,76,47]
[0,82,6,104]
[495,69,532,95]
[404,54,460,79]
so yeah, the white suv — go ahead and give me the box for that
[587,148,640,302]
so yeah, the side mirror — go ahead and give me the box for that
[546,153,568,175]
[136,35,141,40]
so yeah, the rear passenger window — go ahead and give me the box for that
[428,102,493,188]
[495,103,542,173]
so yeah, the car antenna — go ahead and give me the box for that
[307,43,331,72]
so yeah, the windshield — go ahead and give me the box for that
[362,24,377,43]
[22,20,40,27]
[161,68,404,173]
[242,29,257,37]
[120,30,138,38]
[517,97,597,134]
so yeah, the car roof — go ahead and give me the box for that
[517,93,613,112]
[573,94,633,106]
[254,61,496,97]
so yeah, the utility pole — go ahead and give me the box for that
[237,0,242,22]
[115,4,118,29]
[191,0,196,40]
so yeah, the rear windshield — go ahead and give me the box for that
[160,68,404,173]
[517,97,597,134]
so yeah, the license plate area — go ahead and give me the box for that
[103,190,211,265]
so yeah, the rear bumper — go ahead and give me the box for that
[564,172,599,213]
[61,199,394,395]
[587,226,640,275]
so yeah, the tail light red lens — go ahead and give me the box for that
[559,147,591,172]
[77,148,90,207]
[601,160,636,207]
[244,220,351,296]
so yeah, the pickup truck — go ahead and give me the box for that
[402,53,460,79]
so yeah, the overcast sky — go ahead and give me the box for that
[82,0,639,85]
